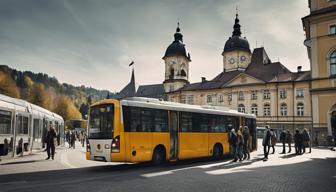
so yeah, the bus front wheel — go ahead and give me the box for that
[152,146,166,165]
[212,144,223,160]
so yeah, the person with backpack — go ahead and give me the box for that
[279,129,287,154]
[262,126,271,161]
[229,128,238,162]
[294,129,303,155]
[242,126,250,160]
[270,130,277,154]
[237,128,244,162]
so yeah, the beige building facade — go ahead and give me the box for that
[302,0,336,145]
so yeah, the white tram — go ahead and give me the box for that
[0,93,64,158]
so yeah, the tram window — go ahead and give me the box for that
[33,119,40,139]
[180,112,192,132]
[22,117,28,134]
[0,110,12,134]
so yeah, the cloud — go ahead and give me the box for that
[0,0,310,91]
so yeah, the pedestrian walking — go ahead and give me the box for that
[237,129,244,161]
[70,131,76,149]
[302,128,311,153]
[294,129,303,155]
[270,130,277,154]
[279,129,286,154]
[66,131,71,148]
[286,131,292,153]
[242,126,250,160]
[229,128,238,162]
[262,126,271,161]
[45,125,57,160]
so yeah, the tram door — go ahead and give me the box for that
[169,111,178,160]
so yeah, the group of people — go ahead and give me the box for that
[263,126,311,161]
[229,126,251,162]
[65,130,86,149]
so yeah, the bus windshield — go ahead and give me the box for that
[88,104,114,139]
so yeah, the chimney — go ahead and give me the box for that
[201,77,206,82]
[297,66,302,73]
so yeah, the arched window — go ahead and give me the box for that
[238,104,245,113]
[280,103,287,116]
[330,50,336,76]
[251,104,258,116]
[264,103,271,116]
[297,103,304,116]
[169,68,174,79]
[181,69,187,77]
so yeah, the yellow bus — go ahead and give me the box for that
[86,97,257,164]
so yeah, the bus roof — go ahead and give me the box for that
[118,97,256,119]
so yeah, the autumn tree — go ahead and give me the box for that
[29,83,49,109]
[0,71,20,98]
[53,95,82,121]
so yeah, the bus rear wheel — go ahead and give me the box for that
[152,147,166,165]
[212,144,223,160]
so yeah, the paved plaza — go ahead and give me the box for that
[0,141,335,192]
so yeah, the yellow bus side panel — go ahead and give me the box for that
[208,133,230,155]
[128,132,153,162]
[178,133,208,159]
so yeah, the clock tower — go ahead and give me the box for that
[163,23,191,93]
[222,13,251,72]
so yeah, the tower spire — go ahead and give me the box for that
[174,22,183,42]
[232,8,241,37]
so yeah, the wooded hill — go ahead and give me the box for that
[0,65,114,121]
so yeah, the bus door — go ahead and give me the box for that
[169,111,178,160]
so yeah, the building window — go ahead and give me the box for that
[180,95,186,104]
[263,89,270,99]
[228,94,232,101]
[280,103,288,116]
[330,50,336,76]
[251,104,258,116]
[279,89,286,99]
[330,25,336,35]
[251,90,257,100]
[297,103,304,116]
[181,69,187,77]
[187,95,194,104]
[207,95,212,103]
[238,104,245,113]
[296,88,304,98]
[169,68,174,79]
[219,95,224,103]
[238,91,244,101]
[263,103,271,116]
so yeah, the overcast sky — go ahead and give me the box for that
[0,0,310,91]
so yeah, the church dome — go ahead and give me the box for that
[223,13,251,53]
[224,36,250,52]
[163,24,191,61]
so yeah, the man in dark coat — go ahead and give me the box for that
[242,126,250,160]
[45,125,57,160]
[262,126,271,161]
[294,129,303,155]
[279,129,286,154]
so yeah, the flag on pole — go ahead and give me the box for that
[129,61,134,66]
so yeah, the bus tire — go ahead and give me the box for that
[152,146,166,165]
[212,144,223,160]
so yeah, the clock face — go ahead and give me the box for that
[229,58,235,64]
[240,55,247,62]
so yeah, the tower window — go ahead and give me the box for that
[181,69,187,77]
[169,68,174,79]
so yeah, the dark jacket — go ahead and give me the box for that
[243,129,250,146]
[262,130,271,146]
[229,132,238,147]
[302,130,310,142]
[280,131,286,142]
[46,129,57,145]
[286,132,292,143]
[294,132,303,144]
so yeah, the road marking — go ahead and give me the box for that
[142,171,173,178]
[60,151,78,168]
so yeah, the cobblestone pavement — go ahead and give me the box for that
[0,140,335,192]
